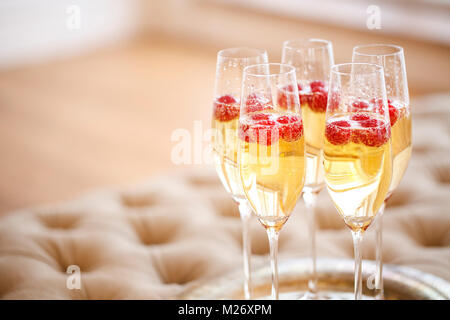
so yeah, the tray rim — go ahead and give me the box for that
[179,258,450,300]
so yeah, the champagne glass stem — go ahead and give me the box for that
[375,202,385,300]
[267,227,280,300]
[302,190,318,294]
[351,230,364,300]
[238,200,252,300]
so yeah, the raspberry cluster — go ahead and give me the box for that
[239,113,303,146]
[325,116,391,147]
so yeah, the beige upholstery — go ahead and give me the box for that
[0,94,449,299]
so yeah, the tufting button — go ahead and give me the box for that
[37,211,81,230]
[152,242,236,285]
[188,175,222,189]
[387,189,414,207]
[128,213,181,246]
[208,194,240,218]
[121,192,158,208]
[429,161,450,184]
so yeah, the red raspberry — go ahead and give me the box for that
[360,119,382,128]
[282,121,303,142]
[239,114,275,143]
[351,100,370,111]
[350,114,370,122]
[277,84,301,109]
[370,98,389,113]
[217,94,236,105]
[328,91,340,112]
[299,92,313,106]
[249,120,279,146]
[238,123,250,143]
[370,98,385,115]
[310,80,325,92]
[370,98,382,107]
[370,98,400,126]
[239,118,279,146]
[276,115,299,124]
[388,103,399,126]
[371,97,392,106]
[244,93,271,113]
[277,115,303,142]
[213,95,239,121]
[325,120,351,145]
[250,113,272,121]
[353,120,390,147]
[309,89,328,112]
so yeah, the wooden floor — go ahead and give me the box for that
[0,38,217,214]
[0,36,448,215]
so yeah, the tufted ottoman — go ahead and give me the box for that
[0,94,449,299]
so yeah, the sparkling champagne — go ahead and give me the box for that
[239,111,306,231]
[323,114,392,231]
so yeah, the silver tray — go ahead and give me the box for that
[179,258,450,300]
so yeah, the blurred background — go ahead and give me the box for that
[0,0,449,215]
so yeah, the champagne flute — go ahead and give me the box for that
[212,47,268,300]
[282,39,334,298]
[352,44,411,299]
[238,63,306,299]
[323,63,392,300]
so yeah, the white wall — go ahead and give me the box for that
[142,0,450,47]
[213,0,450,46]
[0,0,142,68]
[1,0,448,69]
